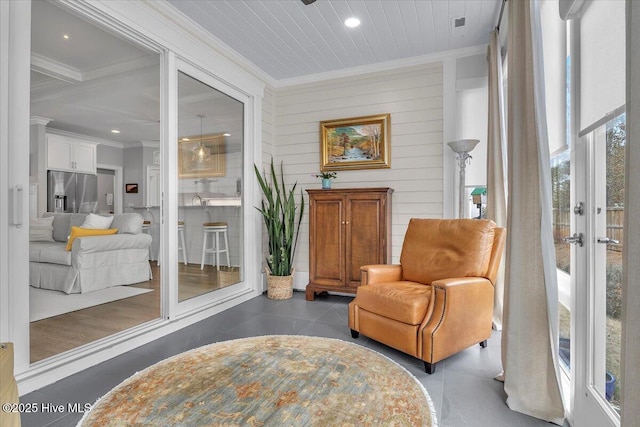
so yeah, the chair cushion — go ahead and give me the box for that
[400,218,496,285]
[356,282,432,325]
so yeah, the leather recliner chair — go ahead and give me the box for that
[348,218,506,374]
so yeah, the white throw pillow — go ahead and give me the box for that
[29,216,55,242]
[81,213,114,229]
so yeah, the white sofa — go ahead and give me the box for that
[30,213,152,294]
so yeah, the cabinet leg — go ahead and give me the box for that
[305,288,315,301]
[350,329,359,339]
[479,340,487,348]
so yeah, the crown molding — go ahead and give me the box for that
[46,128,125,149]
[29,116,53,126]
[147,1,276,88]
[32,52,158,85]
[31,53,82,83]
[140,140,160,148]
[273,44,488,88]
[83,55,159,81]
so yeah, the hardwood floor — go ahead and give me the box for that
[30,262,241,363]
[178,264,240,301]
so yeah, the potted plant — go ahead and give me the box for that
[313,171,337,189]
[254,158,304,299]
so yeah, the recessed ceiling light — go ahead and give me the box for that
[110,129,120,134]
[63,34,70,40]
[344,17,360,28]
[223,133,231,137]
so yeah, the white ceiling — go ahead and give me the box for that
[30,0,501,147]
[30,1,162,146]
[168,0,501,81]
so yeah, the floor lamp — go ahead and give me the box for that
[448,139,480,218]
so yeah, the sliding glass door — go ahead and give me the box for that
[175,71,244,302]
[28,1,162,363]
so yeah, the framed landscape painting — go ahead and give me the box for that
[178,133,226,179]
[320,113,391,171]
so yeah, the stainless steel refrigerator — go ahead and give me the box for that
[47,170,98,213]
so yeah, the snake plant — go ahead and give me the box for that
[254,158,304,276]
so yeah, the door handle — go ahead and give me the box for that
[11,185,23,227]
[563,233,584,247]
[596,237,620,245]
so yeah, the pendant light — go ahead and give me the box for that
[192,114,211,163]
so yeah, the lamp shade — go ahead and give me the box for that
[447,139,480,154]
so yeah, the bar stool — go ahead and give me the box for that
[152,221,188,266]
[201,222,230,270]
[142,221,153,261]
[178,221,187,265]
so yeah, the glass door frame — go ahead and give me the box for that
[569,16,622,426]
[168,58,261,318]
[0,0,31,375]
[571,131,620,427]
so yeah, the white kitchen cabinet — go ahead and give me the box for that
[46,134,97,174]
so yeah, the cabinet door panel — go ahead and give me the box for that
[73,142,96,174]
[347,196,383,284]
[309,198,344,286]
[47,136,73,171]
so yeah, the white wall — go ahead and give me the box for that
[123,146,144,208]
[262,86,276,163]
[257,87,276,288]
[273,62,444,279]
[97,145,124,167]
[452,54,489,218]
[455,85,489,188]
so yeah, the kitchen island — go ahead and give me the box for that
[130,194,242,267]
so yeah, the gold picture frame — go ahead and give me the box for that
[178,134,226,178]
[320,113,391,171]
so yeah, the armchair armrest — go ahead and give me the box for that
[72,233,152,255]
[421,276,494,363]
[431,276,492,289]
[360,264,403,285]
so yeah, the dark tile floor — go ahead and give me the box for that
[21,291,554,426]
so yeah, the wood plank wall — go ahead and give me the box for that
[272,62,444,274]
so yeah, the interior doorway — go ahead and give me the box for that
[96,168,115,214]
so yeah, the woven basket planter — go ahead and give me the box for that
[217,266,240,288]
[266,268,294,300]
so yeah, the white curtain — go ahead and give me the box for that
[501,0,565,424]
[486,30,508,330]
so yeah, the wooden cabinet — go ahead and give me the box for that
[306,187,393,301]
[47,134,97,174]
